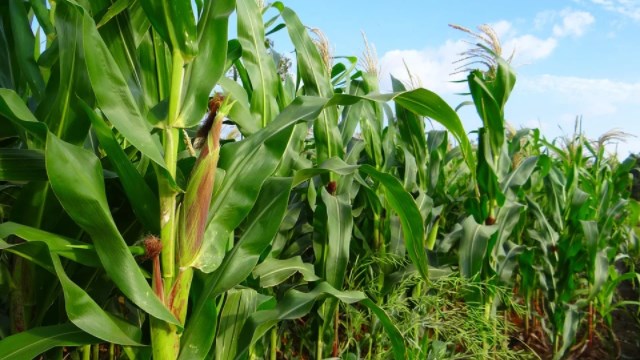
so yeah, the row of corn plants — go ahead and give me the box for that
[0,1,638,359]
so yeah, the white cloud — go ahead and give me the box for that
[520,75,640,114]
[490,20,516,38]
[535,10,558,29]
[379,20,560,92]
[379,40,469,93]
[512,74,640,155]
[502,35,557,64]
[379,8,598,90]
[552,10,595,37]
[587,0,640,21]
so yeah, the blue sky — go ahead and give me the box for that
[262,0,640,157]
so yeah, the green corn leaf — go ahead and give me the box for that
[331,89,473,180]
[236,0,279,128]
[468,71,504,153]
[277,4,343,165]
[496,243,525,283]
[590,250,609,301]
[360,165,428,281]
[276,5,332,97]
[0,88,47,145]
[45,133,178,326]
[494,57,516,108]
[139,0,198,60]
[35,0,94,146]
[215,288,259,360]
[501,156,538,193]
[225,39,242,70]
[80,100,160,233]
[29,0,54,36]
[313,187,354,345]
[0,239,55,273]
[236,282,406,360]
[0,241,141,345]
[179,177,292,360]
[194,128,293,272]
[194,96,327,272]
[314,188,352,291]
[9,0,45,99]
[252,256,320,288]
[0,323,99,360]
[0,222,100,267]
[137,32,164,110]
[219,76,259,135]
[493,201,525,250]
[178,0,236,127]
[392,88,475,177]
[91,0,147,113]
[80,6,166,169]
[555,305,579,360]
[392,76,428,187]
[96,0,132,28]
[581,220,599,254]
[338,82,366,145]
[0,149,47,181]
[426,130,448,193]
[459,215,497,279]
[292,157,359,186]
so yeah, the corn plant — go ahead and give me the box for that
[0,1,484,359]
[2,1,638,359]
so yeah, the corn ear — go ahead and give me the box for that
[179,95,234,267]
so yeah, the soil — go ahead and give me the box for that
[611,276,640,360]
[512,273,640,360]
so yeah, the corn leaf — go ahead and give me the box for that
[179,0,236,127]
[0,241,141,345]
[236,0,279,127]
[360,165,428,281]
[0,149,46,181]
[215,288,259,360]
[9,0,45,99]
[139,0,197,60]
[0,89,47,145]
[459,215,497,279]
[194,96,326,272]
[179,177,292,359]
[236,282,406,360]
[45,133,178,325]
[0,323,99,360]
[252,256,320,288]
[278,4,343,164]
[0,222,100,267]
[80,100,160,233]
[35,0,94,146]
[80,6,166,169]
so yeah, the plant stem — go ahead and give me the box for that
[160,49,185,285]
[9,257,28,333]
[524,294,530,338]
[92,344,99,359]
[159,126,179,285]
[81,345,90,360]
[316,324,324,360]
[333,307,340,356]
[483,295,493,359]
[588,301,594,347]
[270,326,278,360]
[413,282,422,346]
[151,49,185,360]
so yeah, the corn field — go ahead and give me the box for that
[0,1,639,359]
